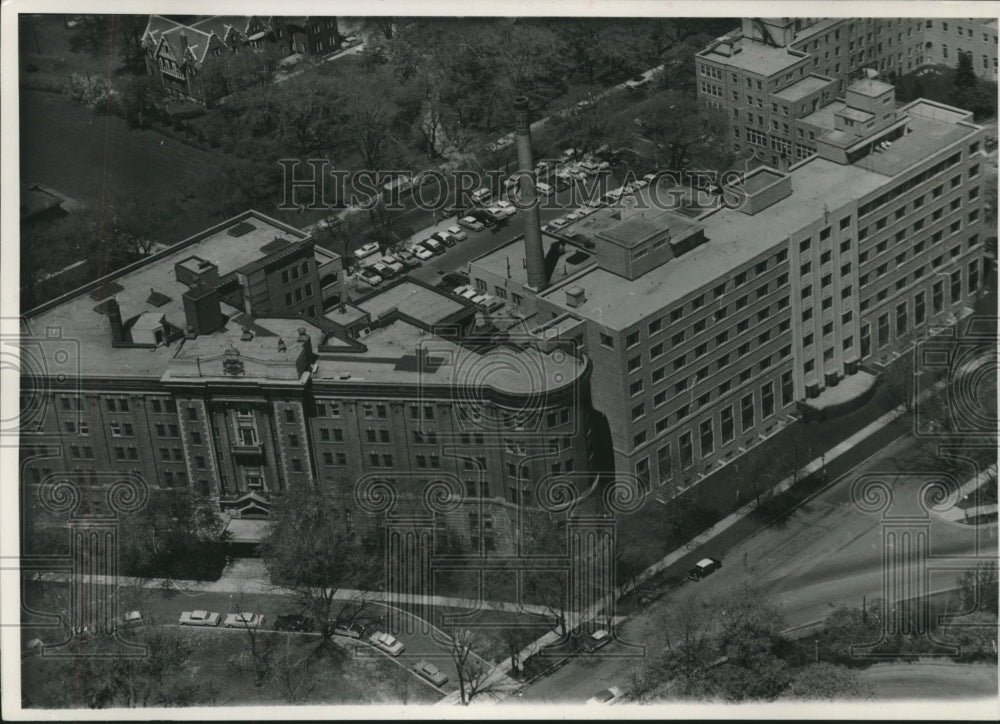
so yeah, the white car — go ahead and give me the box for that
[413,246,434,261]
[535,182,554,197]
[179,610,221,627]
[369,631,405,656]
[471,187,492,204]
[459,216,485,232]
[380,255,405,275]
[565,211,582,222]
[495,200,517,217]
[586,686,623,705]
[549,217,569,228]
[121,610,143,627]
[223,612,265,629]
[446,225,468,241]
[353,242,380,261]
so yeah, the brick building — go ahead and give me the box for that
[469,92,986,495]
[19,211,593,545]
[696,17,995,165]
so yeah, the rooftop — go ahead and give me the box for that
[563,205,701,251]
[800,99,845,131]
[838,106,875,123]
[23,211,313,379]
[312,318,586,394]
[772,74,832,102]
[848,78,895,98]
[699,39,808,77]
[471,233,596,288]
[855,103,976,177]
[537,158,888,330]
[356,280,468,328]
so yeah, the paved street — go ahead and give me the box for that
[512,432,995,704]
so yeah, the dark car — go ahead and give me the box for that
[440,271,470,289]
[274,615,317,632]
[688,557,722,581]
[468,209,497,227]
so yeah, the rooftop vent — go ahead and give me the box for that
[278,339,287,352]
[147,288,171,307]
[565,285,587,308]
[259,237,292,255]
[297,327,309,343]
[240,326,254,341]
[227,221,256,237]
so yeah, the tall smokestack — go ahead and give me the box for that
[513,96,547,291]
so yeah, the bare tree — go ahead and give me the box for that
[448,628,510,705]
[232,593,270,688]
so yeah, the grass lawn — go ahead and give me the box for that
[19,14,114,93]
[859,661,998,700]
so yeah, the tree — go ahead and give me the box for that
[448,628,510,704]
[814,603,884,666]
[117,491,227,580]
[260,486,383,658]
[783,662,874,700]
[710,583,792,701]
[655,595,720,698]
[951,51,980,114]
[117,15,149,75]
[267,638,320,703]
[958,561,999,616]
[520,512,570,637]
[633,93,732,173]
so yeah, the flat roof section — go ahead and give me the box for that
[564,205,701,250]
[772,74,832,103]
[800,99,845,131]
[23,211,311,379]
[699,40,808,77]
[538,157,888,330]
[738,168,786,196]
[357,280,467,327]
[849,78,895,98]
[857,110,975,177]
[471,234,596,288]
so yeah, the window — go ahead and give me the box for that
[721,406,735,443]
[285,409,295,423]
[648,318,662,335]
[699,418,714,457]
[600,333,614,349]
[761,382,775,419]
[914,290,926,326]
[626,331,640,348]
[950,269,962,302]
[781,370,794,407]
[740,394,755,432]
[679,432,694,469]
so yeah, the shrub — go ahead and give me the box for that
[62,73,119,112]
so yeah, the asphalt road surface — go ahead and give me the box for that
[512,432,994,704]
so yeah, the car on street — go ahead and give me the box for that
[579,628,613,652]
[420,238,445,255]
[446,225,468,241]
[353,242,381,261]
[431,231,456,247]
[395,249,421,268]
[413,660,449,686]
[120,610,143,628]
[471,187,492,204]
[535,182,555,197]
[495,199,517,218]
[370,261,394,279]
[274,615,316,632]
[224,612,265,629]
[369,631,405,656]
[332,622,366,639]
[625,67,660,90]
[412,245,434,261]
[341,35,362,49]
[468,209,499,228]
[586,686,623,705]
[380,255,405,275]
[549,217,569,228]
[179,610,221,627]
[458,215,485,232]
[688,557,723,581]
[359,268,383,286]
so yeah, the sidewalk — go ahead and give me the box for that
[937,462,998,523]
[31,570,556,618]
[436,376,958,705]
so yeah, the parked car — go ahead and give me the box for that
[341,35,362,49]
[359,268,383,286]
[485,206,507,223]
[446,225,467,241]
[274,615,316,632]
[688,557,722,581]
[395,249,421,268]
[535,182,554,197]
[380,255,405,274]
[579,628,613,653]
[121,610,143,628]
[458,215,485,232]
[224,612,265,629]
[495,199,517,218]
[370,262,393,279]
[431,231,456,247]
[625,67,659,90]
[369,631,405,656]
[179,610,221,627]
[549,217,569,229]
[466,209,496,227]
[413,660,449,686]
[586,686,623,705]
[420,238,445,255]
[353,242,380,261]
[413,245,434,261]
[471,187,492,204]
[333,622,366,639]
[481,297,506,313]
